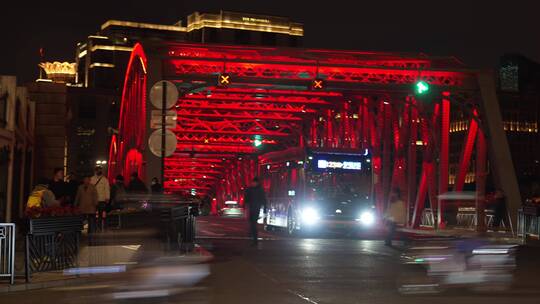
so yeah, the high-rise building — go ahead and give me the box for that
[497,54,540,197]
[75,11,304,90]
[448,54,540,197]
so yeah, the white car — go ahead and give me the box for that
[220,201,244,217]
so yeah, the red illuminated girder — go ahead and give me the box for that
[165,173,219,180]
[174,133,277,146]
[177,100,317,115]
[454,118,478,191]
[166,59,465,87]
[165,158,223,168]
[109,43,147,181]
[438,96,450,226]
[175,143,258,154]
[164,167,223,175]
[177,108,303,122]
[382,102,393,210]
[210,87,343,99]
[184,91,333,106]
[166,44,435,69]
[166,184,212,190]
[166,156,223,162]
[172,153,237,159]
[175,116,299,137]
[411,162,434,228]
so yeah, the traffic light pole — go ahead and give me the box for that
[161,81,167,188]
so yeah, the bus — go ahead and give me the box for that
[259,147,375,235]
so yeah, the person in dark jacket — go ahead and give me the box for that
[110,175,127,210]
[49,167,67,204]
[65,172,80,206]
[150,177,163,194]
[243,177,268,245]
[127,172,148,193]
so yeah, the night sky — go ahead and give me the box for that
[2,0,540,83]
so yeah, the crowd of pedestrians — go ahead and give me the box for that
[27,165,163,234]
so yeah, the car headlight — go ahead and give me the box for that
[301,207,321,225]
[357,210,375,226]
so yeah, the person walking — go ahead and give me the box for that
[243,177,267,246]
[49,167,67,205]
[75,176,98,239]
[90,166,110,230]
[151,177,163,194]
[110,175,127,210]
[384,190,407,246]
[65,172,80,206]
[127,172,148,193]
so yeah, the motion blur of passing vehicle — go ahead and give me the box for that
[259,147,375,235]
[219,200,245,217]
[398,239,518,294]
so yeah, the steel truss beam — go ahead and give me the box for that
[166,59,466,87]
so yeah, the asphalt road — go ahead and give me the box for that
[4,216,540,304]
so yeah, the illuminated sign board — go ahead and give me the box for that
[242,17,271,24]
[317,160,362,170]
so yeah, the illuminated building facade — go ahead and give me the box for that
[186,11,303,46]
[75,11,304,90]
[448,54,540,197]
[1,76,35,222]
[497,54,540,195]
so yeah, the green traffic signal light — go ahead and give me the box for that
[415,80,430,95]
[253,135,262,147]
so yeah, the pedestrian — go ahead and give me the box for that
[151,177,163,194]
[384,190,407,246]
[127,172,148,193]
[49,167,67,204]
[26,177,60,210]
[90,165,110,230]
[110,175,126,210]
[243,177,267,246]
[75,176,98,237]
[65,172,80,206]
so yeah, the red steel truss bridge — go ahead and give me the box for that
[108,42,520,229]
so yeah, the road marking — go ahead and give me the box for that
[288,290,320,304]
[197,236,281,241]
[250,262,320,304]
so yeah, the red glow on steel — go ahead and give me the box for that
[454,118,478,191]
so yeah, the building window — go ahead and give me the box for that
[499,61,519,92]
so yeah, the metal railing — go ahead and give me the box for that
[0,223,15,284]
[517,206,540,239]
[455,207,505,230]
[420,208,435,228]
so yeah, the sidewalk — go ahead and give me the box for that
[1,236,213,294]
[400,226,523,244]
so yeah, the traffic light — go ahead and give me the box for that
[414,80,430,95]
[312,78,324,90]
[218,73,231,86]
[253,135,263,147]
